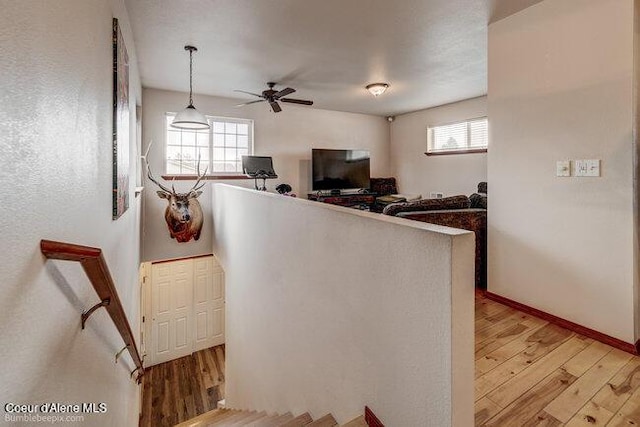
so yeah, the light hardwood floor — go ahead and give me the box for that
[140,345,225,427]
[475,293,640,426]
[141,298,640,426]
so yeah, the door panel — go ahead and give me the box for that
[210,270,225,346]
[193,257,226,351]
[212,307,224,337]
[196,312,208,340]
[157,321,169,354]
[175,316,188,349]
[149,256,225,366]
[150,259,194,365]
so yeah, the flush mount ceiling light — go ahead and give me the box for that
[171,45,210,130]
[366,82,389,97]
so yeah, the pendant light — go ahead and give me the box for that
[171,45,210,130]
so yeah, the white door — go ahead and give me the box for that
[193,257,225,352]
[150,259,194,365]
[148,255,225,366]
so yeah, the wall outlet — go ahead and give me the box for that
[556,160,571,177]
[575,159,600,177]
[430,192,444,199]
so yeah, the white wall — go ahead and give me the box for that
[488,0,636,342]
[142,88,390,262]
[634,0,640,341]
[0,1,143,426]
[390,96,488,198]
[212,184,474,426]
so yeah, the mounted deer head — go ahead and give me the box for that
[144,142,207,243]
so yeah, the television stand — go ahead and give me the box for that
[307,192,376,209]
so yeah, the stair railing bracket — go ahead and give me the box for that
[81,298,111,330]
[115,345,129,364]
[130,366,144,384]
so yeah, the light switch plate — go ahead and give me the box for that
[556,160,571,177]
[575,159,600,177]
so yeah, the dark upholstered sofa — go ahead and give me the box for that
[369,177,422,213]
[383,183,488,289]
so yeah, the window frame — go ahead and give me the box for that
[425,116,488,156]
[163,113,254,179]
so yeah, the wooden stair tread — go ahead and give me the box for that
[179,409,352,427]
[278,413,313,427]
[248,412,293,427]
[269,413,294,426]
[173,408,231,427]
[306,414,338,427]
[227,411,267,426]
[340,416,367,427]
[205,410,242,425]
[207,410,256,426]
[245,414,279,426]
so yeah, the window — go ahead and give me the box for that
[426,117,488,155]
[165,114,253,175]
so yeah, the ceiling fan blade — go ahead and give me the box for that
[269,101,282,113]
[236,99,266,107]
[234,89,264,98]
[274,87,296,98]
[280,98,314,106]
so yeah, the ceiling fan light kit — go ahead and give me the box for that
[366,82,389,97]
[235,82,314,113]
[172,45,210,130]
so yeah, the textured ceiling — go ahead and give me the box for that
[126,0,543,116]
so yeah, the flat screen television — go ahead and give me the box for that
[312,149,370,191]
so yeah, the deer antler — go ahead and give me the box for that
[190,152,209,193]
[144,141,208,194]
[144,141,173,194]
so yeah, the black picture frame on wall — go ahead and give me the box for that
[112,17,130,219]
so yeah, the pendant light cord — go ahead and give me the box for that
[171,45,208,130]
[189,48,194,107]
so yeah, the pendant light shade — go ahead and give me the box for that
[171,45,210,130]
[172,104,210,130]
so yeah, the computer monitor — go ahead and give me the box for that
[242,156,278,178]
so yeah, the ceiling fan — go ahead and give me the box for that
[235,82,314,113]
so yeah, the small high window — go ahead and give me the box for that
[426,117,488,155]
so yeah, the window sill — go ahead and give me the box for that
[161,175,250,180]
[424,148,487,156]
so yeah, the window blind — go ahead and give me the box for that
[427,117,488,154]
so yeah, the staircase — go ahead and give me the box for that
[173,409,368,427]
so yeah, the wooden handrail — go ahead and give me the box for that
[41,239,144,381]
